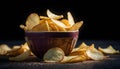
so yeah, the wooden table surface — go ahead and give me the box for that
[0,40,120,69]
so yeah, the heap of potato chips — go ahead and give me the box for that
[0,9,119,62]
[43,42,120,63]
[0,42,32,61]
[20,9,83,32]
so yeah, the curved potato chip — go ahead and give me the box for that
[49,24,59,31]
[19,24,28,31]
[61,19,71,26]
[78,42,89,50]
[51,19,71,28]
[26,13,40,30]
[43,47,65,62]
[69,50,86,56]
[98,45,120,54]
[9,50,30,61]
[12,45,21,49]
[0,44,11,51]
[67,55,88,63]
[47,9,63,19]
[68,21,83,31]
[86,44,105,60]
[21,42,30,50]
[61,56,78,63]
[31,21,50,31]
[67,12,75,27]
[0,44,11,56]
[7,46,25,57]
[40,16,50,19]
[70,42,89,56]
[71,48,79,52]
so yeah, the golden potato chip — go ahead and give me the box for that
[21,42,30,50]
[51,18,71,28]
[61,19,71,27]
[49,24,59,31]
[70,42,89,56]
[69,49,86,56]
[61,55,88,63]
[47,9,63,19]
[67,55,88,63]
[43,47,65,62]
[67,12,75,27]
[0,50,7,56]
[98,45,120,54]
[71,48,79,52]
[12,45,21,49]
[68,21,83,31]
[7,46,25,57]
[56,25,66,32]
[61,56,78,63]
[9,50,31,61]
[31,21,50,31]
[40,16,50,19]
[46,19,66,31]
[25,13,40,30]
[19,24,28,31]
[0,44,11,56]
[0,44,11,51]
[78,42,89,50]
[86,44,105,60]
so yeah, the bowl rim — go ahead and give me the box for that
[25,30,79,33]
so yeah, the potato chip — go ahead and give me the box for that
[12,45,21,49]
[49,24,59,31]
[70,42,89,56]
[71,48,79,53]
[98,45,120,54]
[61,19,71,26]
[7,46,25,57]
[78,42,89,50]
[31,21,50,31]
[67,12,75,27]
[0,44,11,56]
[0,44,11,51]
[69,51,82,56]
[40,16,50,19]
[51,18,71,28]
[43,47,65,62]
[25,13,40,30]
[21,42,30,50]
[47,9,63,19]
[68,21,83,31]
[9,50,30,61]
[61,56,78,63]
[61,55,88,63]
[19,24,28,31]
[0,50,7,56]
[68,55,88,63]
[86,44,105,60]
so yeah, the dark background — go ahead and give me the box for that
[0,0,120,40]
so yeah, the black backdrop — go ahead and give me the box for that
[0,0,120,40]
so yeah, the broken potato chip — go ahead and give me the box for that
[9,50,31,61]
[98,45,120,54]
